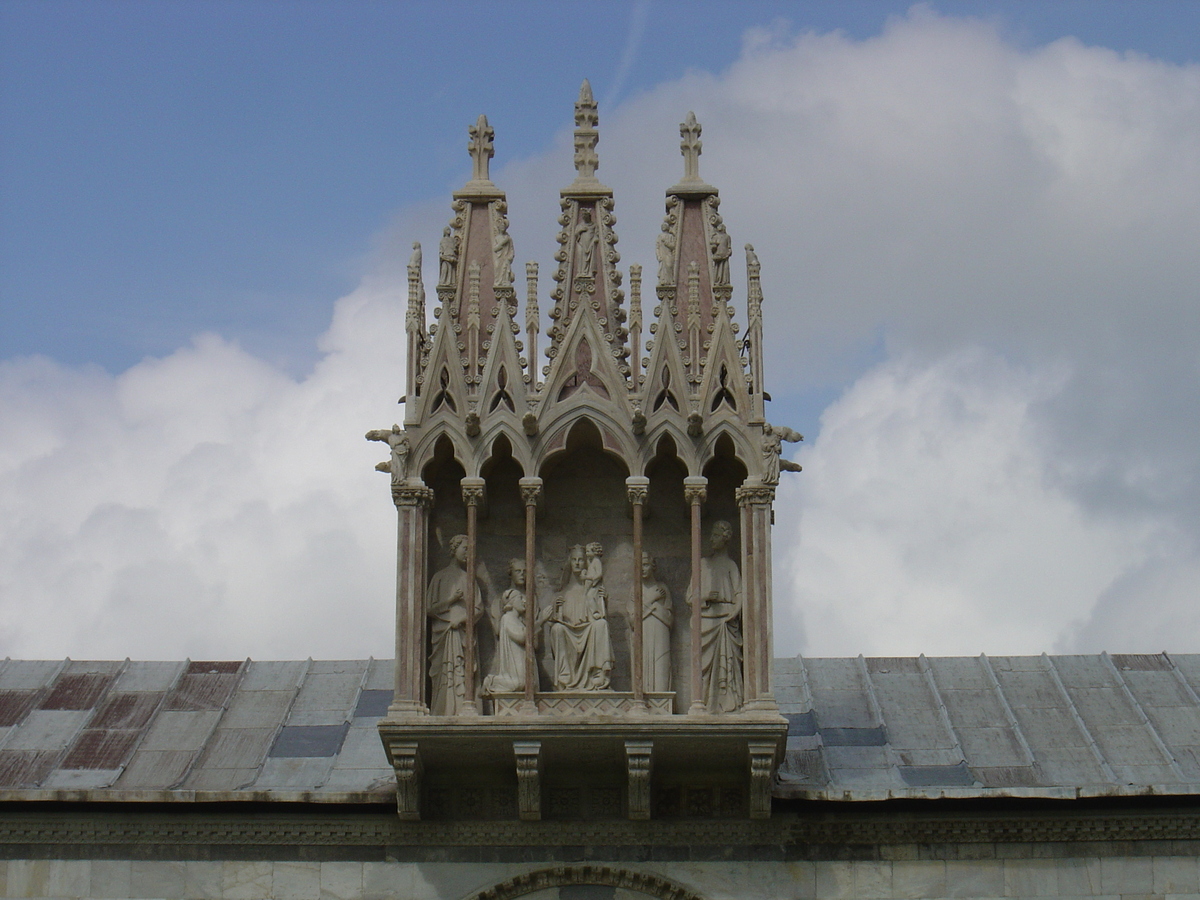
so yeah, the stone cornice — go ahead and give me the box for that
[1,810,1198,851]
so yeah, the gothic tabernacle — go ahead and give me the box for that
[371,81,801,820]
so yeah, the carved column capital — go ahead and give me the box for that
[736,482,776,507]
[624,740,653,820]
[393,484,434,508]
[461,476,486,506]
[513,741,543,821]
[625,475,650,506]
[518,476,543,507]
[683,475,708,506]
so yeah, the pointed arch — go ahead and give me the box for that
[461,865,706,900]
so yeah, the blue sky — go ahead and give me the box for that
[3,1,1197,374]
[1,2,1198,659]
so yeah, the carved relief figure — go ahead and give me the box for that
[655,222,676,285]
[426,535,486,715]
[492,210,514,287]
[688,521,743,712]
[438,227,459,286]
[365,424,409,485]
[639,553,674,693]
[482,559,530,695]
[573,208,598,278]
[710,227,732,286]
[547,544,614,691]
[584,541,604,590]
[762,423,804,485]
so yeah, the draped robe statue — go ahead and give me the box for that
[426,535,486,715]
[547,545,614,691]
[688,521,744,712]
[482,559,530,696]
[639,553,673,693]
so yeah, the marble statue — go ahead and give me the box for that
[584,541,604,590]
[365,424,409,485]
[744,243,760,275]
[639,553,673,693]
[655,223,676,285]
[409,241,422,271]
[710,227,732,286]
[573,209,598,278]
[547,544,614,691]
[482,559,530,696]
[438,227,459,286]
[492,211,514,287]
[426,534,486,715]
[689,521,743,712]
[762,423,804,485]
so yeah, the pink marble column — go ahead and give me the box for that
[461,476,486,715]
[626,476,650,704]
[684,475,708,714]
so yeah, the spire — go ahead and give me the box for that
[570,80,602,187]
[467,114,495,185]
[668,111,717,197]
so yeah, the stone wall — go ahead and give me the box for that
[1,853,1199,899]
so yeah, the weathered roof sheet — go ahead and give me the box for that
[0,653,1198,803]
[776,653,1200,800]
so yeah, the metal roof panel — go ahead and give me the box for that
[0,660,64,691]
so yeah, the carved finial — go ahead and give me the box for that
[573,79,600,182]
[468,114,495,183]
[680,112,703,183]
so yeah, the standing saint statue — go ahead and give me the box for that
[688,521,743,712]
[546,544,614,691]
[655,223,676,285]
[710,227,732,286]
[492,212,515,287]
[438,227,460,286]
[365,424,409,486]
[573,208,598,278]
[639,553,673,693]
[426,534,487,715]
[482,559,531,696]
[761,423,804,485]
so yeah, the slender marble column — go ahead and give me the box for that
[626,476,650,704]
[684,475,708,714]
[461,476,486,715]
[519,476,543,707]
[392,483,433,714]
[737,482,777,709]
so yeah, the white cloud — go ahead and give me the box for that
[774,349,1199,657]
[0,280,406,659]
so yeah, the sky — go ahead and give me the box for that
[1,1,1198,661]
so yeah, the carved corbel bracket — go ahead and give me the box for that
[392,742,422,820]
[624,740,653,820]
[686,410,703,438]
[513,740,543,821]
[522,410,539,436]
[747,740,777,819]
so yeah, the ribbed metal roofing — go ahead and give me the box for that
[0,653,1197,802]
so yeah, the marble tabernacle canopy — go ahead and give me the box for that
[369,81,803,821]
